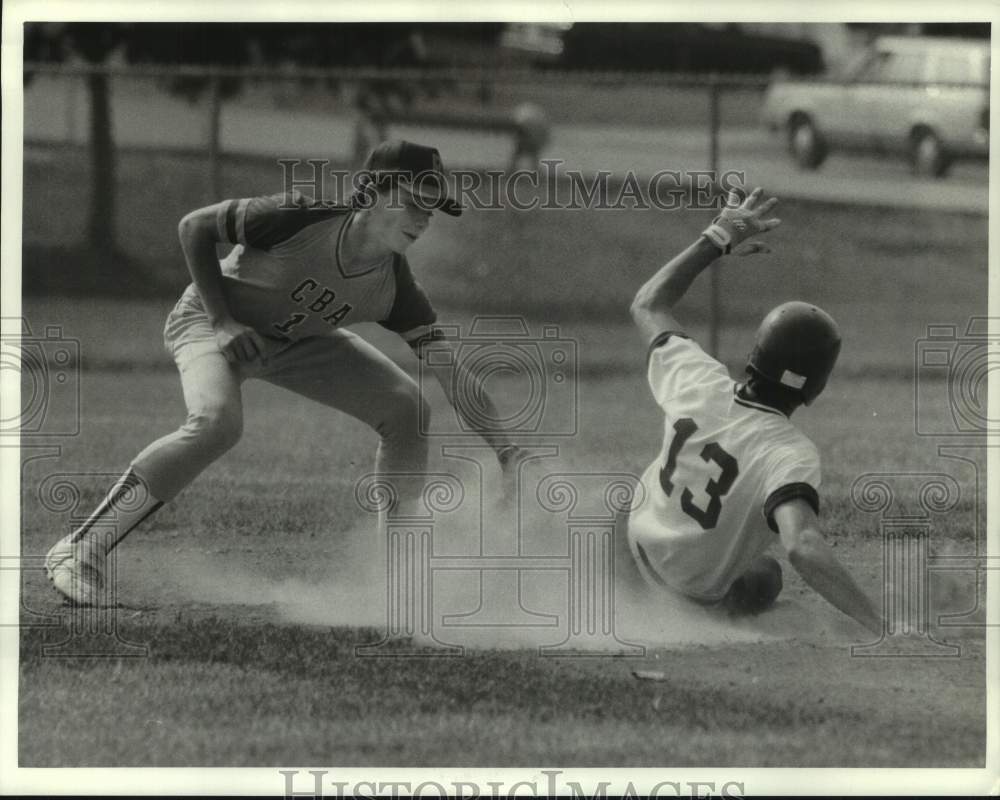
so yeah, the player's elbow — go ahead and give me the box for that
[631,278,682,319]
[177,210,200,238]
[785,527,827,568]
[178,206,220,247]
[628,296,645,324]
[629,298,656,337]
[629,287,657,323]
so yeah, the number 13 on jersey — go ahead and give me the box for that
[658,417,740,530]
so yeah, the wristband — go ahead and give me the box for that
[701,222,732,254]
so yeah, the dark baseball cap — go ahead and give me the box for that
[363,140,462,217]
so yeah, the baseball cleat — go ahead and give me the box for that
[45,535,106,606]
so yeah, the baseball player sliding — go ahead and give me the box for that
[623,187,883,635]
[45,140,525,606]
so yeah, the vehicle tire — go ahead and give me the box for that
[787,115,828,170]
[910,129,952,178]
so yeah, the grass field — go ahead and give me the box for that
[23,145,988,375]
[15,144,989,769]
[16,335,988,767]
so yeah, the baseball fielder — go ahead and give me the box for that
[46,140,525,605]
[624,187,883,635]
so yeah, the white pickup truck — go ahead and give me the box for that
[761,36,989,178]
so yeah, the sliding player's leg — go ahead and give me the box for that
[259,330,430,517]
[45,349,244,604]
[612,503,651,599]
[722,554,784,616]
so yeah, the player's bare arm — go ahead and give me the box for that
[630,187,781,344]
[46,139,476,608]
[774,498,883,636]
[419,335,526,479]
[177,202,267,364]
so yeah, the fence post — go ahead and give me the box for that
[207,74,222,201]
[65,73,80,144]
[708,79,722,359]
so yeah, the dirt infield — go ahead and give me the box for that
[17,367,987,768]
[13,178,989,770]
[17,533,986,767]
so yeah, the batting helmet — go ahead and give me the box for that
[747,301,841,406]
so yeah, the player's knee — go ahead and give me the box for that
[378,382,429,441]
[725,555,783,616]
[185,405,243,455]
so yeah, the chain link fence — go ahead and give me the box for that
[24,62,768,185]
[24,63,774,355]
[17,61,991,384]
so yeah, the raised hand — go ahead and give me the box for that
[702,186,781,255]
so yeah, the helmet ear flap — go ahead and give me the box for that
[802,335,841,404]
[745,361,808,408]
[749,302,841,405]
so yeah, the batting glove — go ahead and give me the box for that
[701,187,781,255]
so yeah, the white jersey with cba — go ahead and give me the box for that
[628,333,821,602]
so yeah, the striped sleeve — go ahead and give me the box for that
[216,198,250,245]
[214,191,347,250]
[763,483,820,533]
[380,255,438,345]
[762,441,822,533]
[646,329,690,362]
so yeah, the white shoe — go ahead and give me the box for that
[45,535,106,606]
